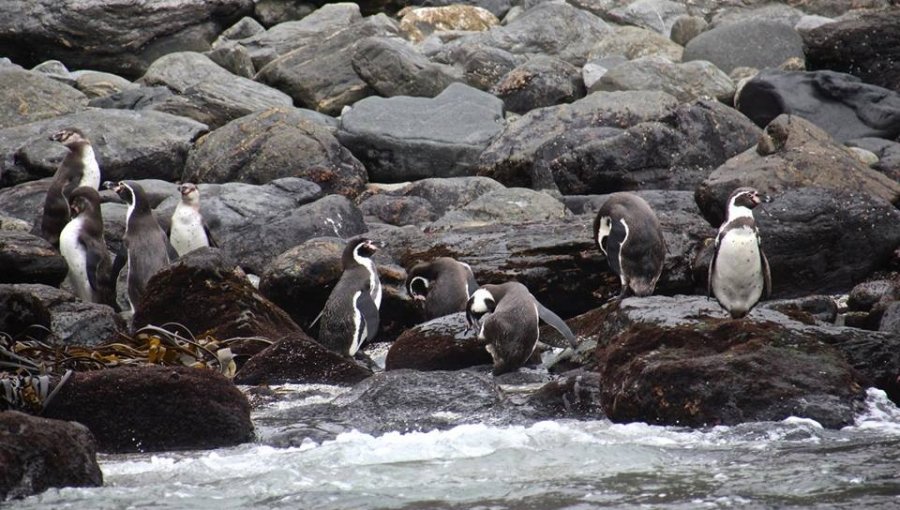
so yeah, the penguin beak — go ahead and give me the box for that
[365,241,379,253]
[102,181,117,191]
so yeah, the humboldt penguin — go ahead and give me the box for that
[169,182,217,257]
[593,192,667,298]
[465,281,578,375]
[708,187,772,319]
[107,180,172,313]
[41,128,102,248]
[318,238,382,357]
[58,186,117,309]
[406,257,478,320]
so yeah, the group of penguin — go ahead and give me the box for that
[37,128,772,377]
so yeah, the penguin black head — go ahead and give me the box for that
[178,183,199,198]
[342,237,379,268]
[465,288,496,331]
[106,180,136,205]
[68,186,101,217]
[50,128,90,148]
[406,261,432,301]
[727,187,769,213]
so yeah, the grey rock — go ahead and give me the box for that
[352,36,462,98]
[32,60,70,77]
[213,16,266,44]
[401,176,507,216]
[582,56,628,89]
[69,70,137,99]
[794,15,835,33]
[0,179,50,226]
[710,4,805,29]
[607,0,687,35]
[338,83,504,182]
[670,15,708,46]
[431,42,521,91]
[399,5,500,43]
[879,302,900,333]
[254,0,316,27]
[848,279,900,313]
[847,137,900,182]
[790,0,889,17]
[385,312,493,371]
[591,25,684,62]
[592,58,735,103]
[87,86,176,111]
[683,20,805,74]
[490,56,585,114]
[431,187,567,228]
[0,68,87,129]
[206,42,256,78]
[359,194,438,226]
[0,230,67,286]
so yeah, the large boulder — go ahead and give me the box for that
[352,36,462,98]
[0,179,49,226]
[0,411,102,500]
[490,56,585,114]
[0,68,87,129]
[182,107,367,198]
[430,187,568,228]
[385,313,493,371]
[399,5,500,43]
[589,25,684,62]
[591,58,734,103]
[606,0,687,35]
[42,365,253,453]
[233,334,372,385]
[430,41,521,91]
[0,231,67,286]
[338,83,504,182]
[683,20,805,74]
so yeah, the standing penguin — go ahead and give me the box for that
[58,186,117,309]
[318,238,382,357]
[406,257,479,320]
[107,180,172,313]
[169,182,217,257]
[41,128,102,248]
[593,192,667,298]
[465,281,578,375]
[708,187,771,319]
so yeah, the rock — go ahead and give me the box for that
[352,36,462,97]
[431,42,521,91]
[490,56,585,114]
[222,194,367,274]
[139,52,293,129]
[182,107,367,198]
[0,109,206,188]
[736,69,900,142]
[399,5,499,43]
[385,313,493,371]
[847,137,900,182]
[523,370,605,419]
[0,231,67,286]
[401,176,507,217]
[803,7,900,92]
[0,216,29,232]
[214,16,266,43]
[0,284,124,345]
[0,0,254,79]
[233,334,372,385]
[42,365,253,453]
[69,70,137,99]
[607,0,687,35]
[879,302,900,333]
[87,85,177,111]
[848,279,900,312]
[788,0,889,17]
[359,194,438,226]
[592,26,685,63]
[574,295,869,428]
[253,0,315,27]
[581,56,628,89]
[0,68,87,129]
[0,411,102,500]
[592,58,735,103]
[761,295,840,325]
[794,14,835,32]
[696,114,900,225]
[709,3,805,29]
[255,14,399,115]
[0,179,49,226]
[338,83,504,182]
[683,20,805,74]
[670,15,708,46]
[431,187,567,228]
[206,42,256,78]
[32,59,70,78]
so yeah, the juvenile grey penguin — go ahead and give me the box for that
[318,238,382,357]
[169,182,217,257]
[465,282,578,375]
[708,187,772,319]
[107,180,172,313]
[593,192,667,298]
[41,128,102,248]
[58,186,117,309]
[406,257,479,320]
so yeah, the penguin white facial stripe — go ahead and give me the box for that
[596,217,612,255]
[470,289,494,313]
[353,244,382,308]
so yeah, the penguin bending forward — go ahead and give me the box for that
[106,181,172,313]
[318,238,382,357]
[41,128,102,248]
[465,282,578,375]
[169,182,217,257]
[58,186,117,309]
[406,257,478,320]
[708,187,771,319]
[593,192,666,298]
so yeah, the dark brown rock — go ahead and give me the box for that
[385,313,493,371]
[233,334,372,385]
[0,231,67,286]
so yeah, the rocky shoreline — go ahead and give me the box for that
[2,0,900,500]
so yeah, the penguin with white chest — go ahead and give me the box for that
[318,238,382,357]
[58,186,117,309]
[41,128,102,248]
[406,257,478,320]
[107,180,172,313]
[708,187,772,319]
[169,182,217,257]
[465,282,578,375]
[593,192,667,298]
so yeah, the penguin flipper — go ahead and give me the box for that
[537,302,578,349]
[760,248,772,299]
[358,291,380,345]
[708,233,722,299]
[204,222,219,248]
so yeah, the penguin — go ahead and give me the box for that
[318,238,382,357]
[593,192,667,298]
[406,257,479,320]
[106,180,172,313]
[40,128,102,248]
[169,182,217,257]
[465,281,578,375]
[708,187,772,319]
[58,186,117,309]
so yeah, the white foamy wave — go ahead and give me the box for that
[846,387,900,434]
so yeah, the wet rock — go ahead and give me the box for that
[490,56,585,114]
[205,42,255,78]
[683,20,804,74]
[183,107,366,198]
[0,411,102,500]
[848,279,900,313]
[0,0,253,79]
[234,334,372,385]
[736,70,900,142]
[70,70,137,99]
[431,187,567,228]
[591,26,684,62]
[592,59,734,103]
[399,5,499,43]
[431,42,520,91]
[359,194,438,226]
[0,109,206,188]
[214,16,266,43]
[253,0,315,27]
[385,313,493,371]
[87,85,177,111]
[607,0,687,35]
[761,295,840,325]
[847,138,900,182]
[670,15,708,46]
[0,179,50,226]
[0,68,87,129]
[42,365,253,453]
[338,83,504,182]
[523,370,605,419]
[352,36,462,98]
[0,231,67,286]
[401,176,506,217]
[709,3,804,29]
[879,302,900,333]
[803,7,900,93]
